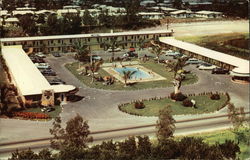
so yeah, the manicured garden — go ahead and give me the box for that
[65,59,198,90]
[22,105,62,119]
[119,93,229,116]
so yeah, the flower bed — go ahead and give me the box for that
[13,112,50,119]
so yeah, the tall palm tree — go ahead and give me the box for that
[87,60,103,83]
[73,40,90,69]
[137,38,147,60]
[166,57,188,94]
[151,43,163,64]
[102,37,122,62]
[122,70,137,87]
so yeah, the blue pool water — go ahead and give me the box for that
[114,67,152,80]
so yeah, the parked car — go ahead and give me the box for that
[35,63,51,69]
[52,52,61,57]
[91,55,102,61]
[35,52,46,58]
[185,58,203,64]
[30,56,45,63]
[123,51,138,57]
[164,50,181,57]
[196,62,211,68]
[198,63,217,70]
[107,47,121,52]
[211,68,229,74]
[48,78,66,85]
[41,70,56,76]
[41,107,55,112]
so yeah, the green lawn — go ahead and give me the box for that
[65,59,198,90]
[177,33,249,60]
[23,105,62,119]
[174,127,250,159]
[119,94,228,116]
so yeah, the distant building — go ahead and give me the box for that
[0,9,8,17]
[170,10,194,18]
[12,10,34,17]
[57,9,79,17]
[138,12,165,20]
[63,5,81,10]
[0,17,19,26]
[140,0,157,7]
[35,10,56,15]
[195,10,222,18]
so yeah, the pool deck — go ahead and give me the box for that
[102,61,166,83]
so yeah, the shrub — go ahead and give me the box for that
[210,93,220,100]
[170,92,187,101]
[183,99,193,107]
[134,101,145,109]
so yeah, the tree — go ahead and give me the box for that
[136,136,152,159]
[156,106,176,141]
[166,57,188,94]
[219,140,240,159]
[227,103,248,144]
[87,60,103,83]
[18,14,38,36]
[82,9,97,26]
[9,148,39,160]
[117,136,137,160]
[137,38,147,60]
[173,0,183,9]
[122,70,137,87]
[102,37,123,62]
[49,114,93,151]
[122,0,141,29]
[151,42,163,63]
[73,40,90,69]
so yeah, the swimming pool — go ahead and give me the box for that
[114,67,152,80]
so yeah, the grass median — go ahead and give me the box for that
[119,94,228,116]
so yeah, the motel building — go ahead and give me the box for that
[159,37,250,83]
[1,45,77,106]
[0,30,174,54]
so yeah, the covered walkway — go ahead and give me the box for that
[1,45,76,100]
[159,37,249,82]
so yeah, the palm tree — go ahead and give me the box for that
[166,57,188,94]
[102,37,122,62]
[150,42,163,63]
[137,38,147,60]
[73,40,90,69]
[87,60,103,83]
[122,70,137,87]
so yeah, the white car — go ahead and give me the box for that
[198,63,217,70]
[35,63,50,69]
[35,52,46,58]
[107,47,121,52]
[164,50,181,56]
[186,58,203,64]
